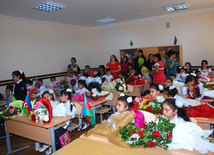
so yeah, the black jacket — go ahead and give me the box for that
[14,80,27,101]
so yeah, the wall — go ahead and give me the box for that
[0,17,93,81]
[92,10,214,67]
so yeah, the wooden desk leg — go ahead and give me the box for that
[4,122,30,155]
[139,86,142,97]
[50,126,56,152]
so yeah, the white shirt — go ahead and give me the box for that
[75,87,89,94]
[64,100,76,118]
[102,75,113,82]
[198,68,212,76]
[174,95,192,106]
[156,96,164,102]
[39,85,46,93]
[159,114,186,126]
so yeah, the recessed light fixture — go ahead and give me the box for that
[96,17,116,23]
[164,3,188,12]
[33,1,65,12]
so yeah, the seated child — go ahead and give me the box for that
[70,79,78,92]
[38,78,47,93]
[148,83,164,102]
[176,67,189,82]
[102,68,113,82]
[163,86,191,106]
[75,80,89,94]
[160,98,214,153]
[6,85,13,99]
[25,79,33,89]
[159,98,190,125]
[50,76,58,88]
[170,73,184,90]
[35,90,59,154]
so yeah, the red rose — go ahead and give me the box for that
[8,106,14,111]
[13,110,18,114]
[145,101,150,105]
[4,113,10,117]
[167,133,172,139]
[146,107,152,112]
[96,95,99,97]
[129,131,136,135]
[153,131,160,137]
[147,141,155,147]
[157,109,162,114]
[137,131,144,137]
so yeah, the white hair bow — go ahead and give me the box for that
[175,99,183,108]
[158,85,164,91]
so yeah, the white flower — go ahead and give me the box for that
[149,102,156,107]
[125,134,140,144]
[92,93,96,97]
[127,97,132,103]
[43,115,49,122]
[118,86,123,90]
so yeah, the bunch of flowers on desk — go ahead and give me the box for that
[0,105,22,120]
[133,96,163,115]
[187,84,201,99]
[119,117,175,149]
[32,107,49,123]
[72,92,110,102]
[58,78,69,90]
[102,78,128,93]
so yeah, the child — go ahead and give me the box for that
[35,90,59,154]
[75,80,89,94]
[102,68,113,82]
[25,79,33,89]
[176,67,189,82]
[160,98,190,125]
[38,78,47,93]
[165,77,173,88]
[5,85,13,98]
[85,65,95,77]
[70,79,78,92]
[12,70,27,101]
[50,76,58,88]
[163,86,192,106]
[149,83,164,102]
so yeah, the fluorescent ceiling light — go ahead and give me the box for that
[164,3,188,12]
[33,1,65,12]
[96,17,116,23]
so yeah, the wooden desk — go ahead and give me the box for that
[5,115,72,154]
[76,99,107,124]
[52,138,152,155]
[129,84,144,97]
[79,133,213,155]
[0,101,7,107]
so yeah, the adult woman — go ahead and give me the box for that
[85,65,95,77]
[198,60,213,78]
[67,57,80,74]
[106,55,121,80]
[150,53,166,84]
[185,62,193,74]
[147,54,154,71]
[166,50,177,77]
[95,65,106,78]
[120,56,129,74]
[134,49,147,73]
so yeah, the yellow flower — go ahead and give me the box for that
[123,87,127,93]
[143,105,148,110]
[139,104,143,109]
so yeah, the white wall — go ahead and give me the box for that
[0,17,93,81]
[92,10,214,67]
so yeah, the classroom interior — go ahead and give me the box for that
[0,1,214,154]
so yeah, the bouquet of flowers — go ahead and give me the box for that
[0,105,22,120]
[102,78,128,93]
[86,92,110,101]
[187,84,201,99]
[119,117,175,149]
[32,107,49,123]
[134,96,163,115]
[58,78,69,89]
[114,79,128,93]
[27,87,39,96]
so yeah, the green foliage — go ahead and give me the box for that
[119,117,175,149]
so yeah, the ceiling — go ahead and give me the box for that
[0,0,214,28]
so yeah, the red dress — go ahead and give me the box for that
[120,62,129,73]
[152,61,166,84]
[106,62,120,80]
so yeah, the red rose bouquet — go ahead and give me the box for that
[119,117,175,149]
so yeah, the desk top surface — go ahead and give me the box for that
[7,114,72,128]
[52,138,152,155]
